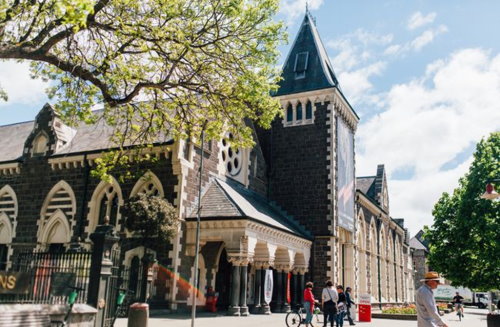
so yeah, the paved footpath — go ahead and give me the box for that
[115,307,488,327]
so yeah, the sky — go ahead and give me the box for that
[1,1,500,236]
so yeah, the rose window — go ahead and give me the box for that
[221,133,242,176]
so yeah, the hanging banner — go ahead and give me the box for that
[264,269,273,304]
[287,272,291,304]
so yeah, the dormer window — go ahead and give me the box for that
[32,133,48,155]
[294,52,309,79]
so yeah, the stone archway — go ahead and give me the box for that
[215,248,232,310]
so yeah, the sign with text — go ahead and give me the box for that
[264,269,273,304]
[359,293,371,305]
[337,118,355,232]
[0,271,31,294]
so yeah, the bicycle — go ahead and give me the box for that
[455,303,463,321]
[52,285,85,327]
[285,304,323,327]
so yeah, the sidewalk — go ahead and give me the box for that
[115,306,488,327]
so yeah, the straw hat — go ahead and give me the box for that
[420,271,441,282]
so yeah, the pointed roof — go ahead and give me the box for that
[275,12,339,96]
[187,178,312,239]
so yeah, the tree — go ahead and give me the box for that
[424,132,500,290]
[122,193,179,246]
[1,0,284,149]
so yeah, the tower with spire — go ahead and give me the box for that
[258,11,359,288]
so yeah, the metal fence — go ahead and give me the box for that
[0,250,92,304]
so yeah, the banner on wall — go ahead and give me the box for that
[264,269,273,304]
[336,118,355,232]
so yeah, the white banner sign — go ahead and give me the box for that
[359,293,371,305]
[264,269,273,304]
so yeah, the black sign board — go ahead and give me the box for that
[50,272,76,296]
[0,271,31,294]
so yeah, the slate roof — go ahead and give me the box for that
[0,106,173,163]
[275,12,339,96]
[0,121,34,162]
[356,176,376,199]
[188,178,312,239]
[410,236,428,251]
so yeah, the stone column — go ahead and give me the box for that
[291,270,299,308]
[260,264,271,315]
[252,262,263,314]
[297,268,306,305]
[274,268,283,313]
[239,261,250,316]
[228,264,241,316]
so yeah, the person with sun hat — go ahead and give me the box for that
[416,271,448,327]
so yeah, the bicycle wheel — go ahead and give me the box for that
[286,312,302,327]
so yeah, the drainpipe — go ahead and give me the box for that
[78,154,90,241]
[393,232,398,303]
[377,217,382,310]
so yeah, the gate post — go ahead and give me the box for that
[88,223,120,327]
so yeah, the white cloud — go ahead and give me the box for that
[356,48,500,235]
[411,25,448,51]
[337,61,386,104]
[384,25,448,55]
[407,11,437,30]
[0,61,49,107]
[279,0,324,22]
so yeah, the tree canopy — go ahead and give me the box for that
[1,0,285,149]
[424,132,500,290]
[122,193,179,245]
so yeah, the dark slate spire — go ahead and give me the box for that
[275,12,339,96]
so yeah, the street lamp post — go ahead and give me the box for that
[191,121,208,327]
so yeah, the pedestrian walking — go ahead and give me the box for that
[304,281,319,327]
[336,285,347,327]
[416,271,448,327]
[345,287,355,326]
[321,281,338,327]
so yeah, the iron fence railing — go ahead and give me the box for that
[0,251,92,304]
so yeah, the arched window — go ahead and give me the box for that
[33,133,49,155]
[87,177,123,236]
[296,102,303,120]
[221,133,242,177]
[130,171,164,198]
[286,104,293,122]
[98,186,120,226]
[305,101,313,119]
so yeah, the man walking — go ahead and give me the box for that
[416,272,448,327]
[345,287,355,326]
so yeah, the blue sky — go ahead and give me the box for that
[1,1,499,235]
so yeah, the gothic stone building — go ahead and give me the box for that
[0,13,414,313]
[356,165,415,304]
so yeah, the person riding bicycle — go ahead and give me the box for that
[452,292,464,317]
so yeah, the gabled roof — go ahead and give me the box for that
[356,176,376,199]
[0,121,33,162]
[410,236,428,252]
[275,12,339,96]
[188,178,312,239]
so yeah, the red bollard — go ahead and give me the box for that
[128,302,149,327]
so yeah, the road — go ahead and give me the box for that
[115,306,488,327]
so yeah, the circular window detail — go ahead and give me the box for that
[221,133,242,176]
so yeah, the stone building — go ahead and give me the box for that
[0,12,414,313]
[356,165,415,304]
[410,230,430,292]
